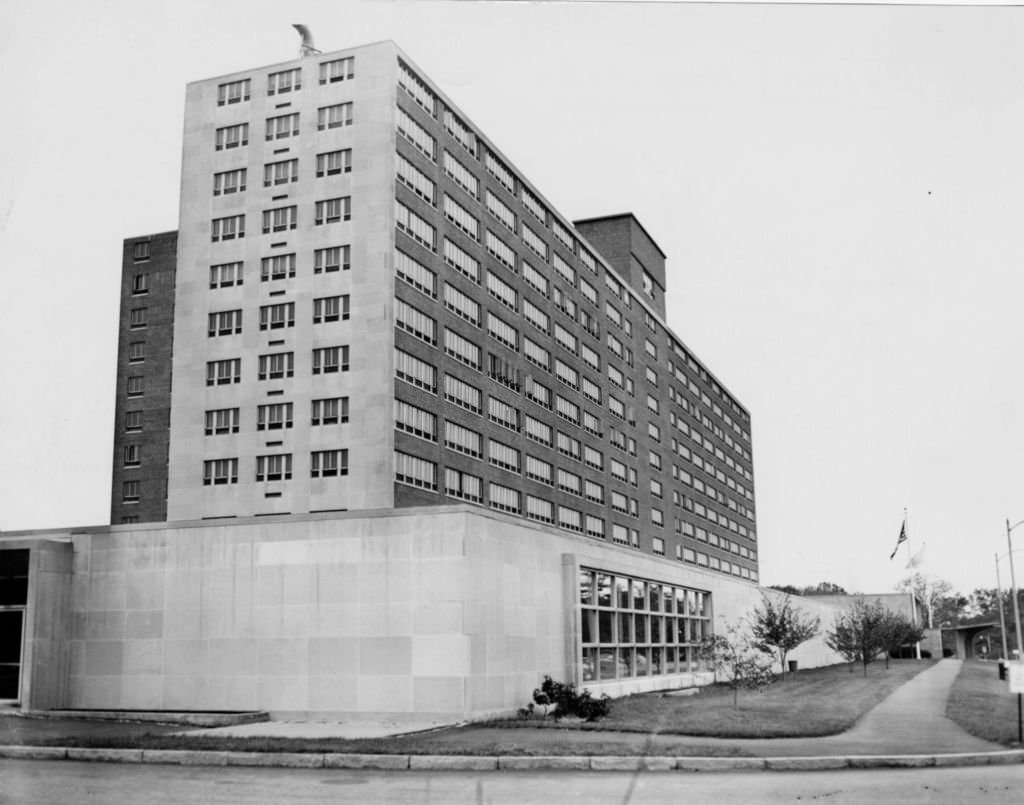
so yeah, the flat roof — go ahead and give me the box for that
[573,212,668,260]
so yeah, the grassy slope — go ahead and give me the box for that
[946,659,1022,747]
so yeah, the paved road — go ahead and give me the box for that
[2,760,1023,804]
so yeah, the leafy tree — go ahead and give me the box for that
[767,584,802,596]
[801,581,849,596]
[825,599,890,676]
[879,610,925,667]
[895,573,954,629]
[699,622,776,708]
[749,593,820,677]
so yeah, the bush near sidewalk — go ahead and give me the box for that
[946,659,1023,746]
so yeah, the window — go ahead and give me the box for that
[318,103,353,130]
[397,106,436,159]
[488,440,520,472]
[267,68,301,95]
[257,402,293,430]
[445,469,483,503]
[259,302,295,330]
[486,190,516,231]
[395,298,436,344]
[122,480,140,503]
[395,348,436,392]
[443,195,479,240]
[555,360,579,391]
[396,153,435,203]
[444,328,481,369]
[123,444,141,466]
[215,123,248,150]
[206,358,241,385]
[395,450,437,489]
[444,108,476,155]
[443,283,480,325]
[522,262,548,296]
[395,399,437,441]
[309,444,350,477]
[312,345,349,374]
[261,253,296,281]
[127,341,145,363]
[263,159,298,187]
[256,454,292,481]
[525,376,551,409]
[582,376,601,404]
[558,506,583,533]
[526,496,554,524]
[443,238,479,282]
[265,112,299,141]
[555,394,580,424]
[443,374,482,414]
[485,230,515,270]
[399,60,435,115]
[212,214,245,242]
[395,201,435,250]
[313,295,349,323]
[584,445,603,470]
[317,149,352,177]
[488,482,521,514]
[444,151,478,198]
[213,168,246,195]
[314,245,350,273]
[126,376,144,396]
[131,241,151,262]
[552,253,575,286]
[486,271,517,310]
[488,396,519,432]
[525,455,553,485]
[523,415,552,446]
[557,468,581,496]
[262,206,297,233]
[258,351,294,380]
[444,420,482,457]
[523,301,549,336]
[217,78,250,105]
[396,250,436,297]
[557,431,581,461]
[486,312,518,350]
[584,516,604,540]
[203,458,238,485]
[128,308,146,330]
[554,324,577,355]
[311,397,349,425]
[319,56,354,84]
[207,309,242,336]
[522,224,547,260]
[315,197,351,224]
[521,187,547,224]
[210,261,243,288]
[125,410,143,432]
[485,150,515,194]
[204,408,240,435]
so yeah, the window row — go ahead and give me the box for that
[213,150,353,195]
[210,198,350,241]
[201,450,349,484]
[214,103,353,149]
[209,246,351,288]
[205,347,349,385]
[216,57,354,106]
[205,296,349,336]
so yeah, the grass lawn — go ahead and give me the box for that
[14,660,934,755]
[946,659,1023,747]
[512,659,936,739]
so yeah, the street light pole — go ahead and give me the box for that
[1007,519,1024,662]
[996,552,1010,658]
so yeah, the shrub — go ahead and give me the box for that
[520,675,611,721]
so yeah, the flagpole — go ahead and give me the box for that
[905,507,922,658]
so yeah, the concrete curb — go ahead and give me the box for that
[1,745,1022,771]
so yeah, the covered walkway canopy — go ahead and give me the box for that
[941,622,1001,659]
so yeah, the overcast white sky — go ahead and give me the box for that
[1,1,1021,597]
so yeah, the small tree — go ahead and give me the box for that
[750,593,820,677]
[699,622,776,708]
[880,611,925,666]
[825,599,889,676]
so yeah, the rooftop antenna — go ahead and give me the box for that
[293,24,321,58]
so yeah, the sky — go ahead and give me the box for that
[1,0,1021,598]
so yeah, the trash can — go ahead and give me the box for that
[788,660,798,673]
[999,661,1007,681]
